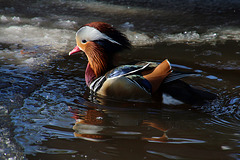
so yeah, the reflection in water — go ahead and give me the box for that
[72,107,110,142]
[70,102,207,145]
[142,120,169,142]
[70,103,174,159]
[71,103,172,141]
[67,101,237,160]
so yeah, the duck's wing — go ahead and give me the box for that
[89,62,155,94]
[106,62,155,78]
[159,79,217,105]
[163,71,199,84]
[159,70,217,105]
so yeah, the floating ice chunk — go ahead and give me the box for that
[54,19,77,29]
[218,28,240,41]
[162,31,201,43]
[124,30,159,46]
[202,32,218,42]
[31,17,46,26]
[31,17,44,22]
[0,15,8,22]
[12,16,21,22]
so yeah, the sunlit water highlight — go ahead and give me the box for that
[0,0,240,159]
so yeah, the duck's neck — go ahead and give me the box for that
[85,60,114,86]
[85,63,96,87]
[85,44,118,86]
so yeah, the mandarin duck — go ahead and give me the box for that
[69,22,216,105]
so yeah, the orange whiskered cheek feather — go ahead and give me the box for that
[76,41,87,52]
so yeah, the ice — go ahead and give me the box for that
[0,25,75,52]
[0,15,8,23]
[125,30,159,46]
[123,26,240,46]
[11,16,20,22]
[0,23,76,68]
[160,31,201,44]
[31,17,47,26]
[160,27,240,45]
[54,19,77,29]
[0,14,240,70]
[218,28,240,41]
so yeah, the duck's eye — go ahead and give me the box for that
[82,39,87,43]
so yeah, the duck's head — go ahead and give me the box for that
[69,22,131,77]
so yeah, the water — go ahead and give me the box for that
[0,0,240,159]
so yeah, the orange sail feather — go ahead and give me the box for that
[143,59,172,93]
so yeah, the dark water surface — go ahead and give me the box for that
[0,0,240,159]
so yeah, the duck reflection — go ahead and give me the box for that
[71,107,112,142]
[70,102,173,143]
[142,120,169,142]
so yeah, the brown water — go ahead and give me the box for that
[0,0,239,159]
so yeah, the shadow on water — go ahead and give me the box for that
[0,0,240,159]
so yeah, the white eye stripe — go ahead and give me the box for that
[76,26,121,45]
